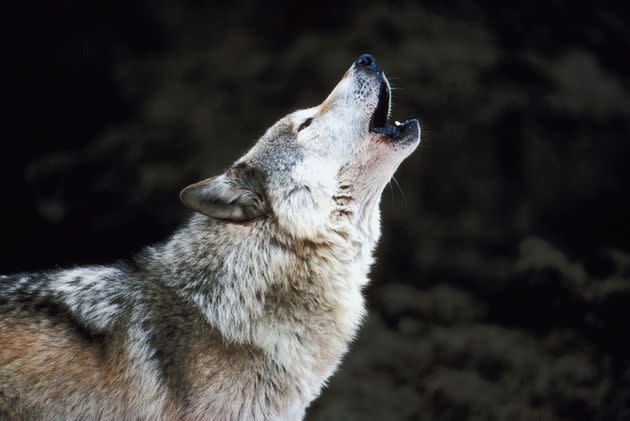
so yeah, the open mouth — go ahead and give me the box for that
[370,79,390,130]
[368,76,415,140]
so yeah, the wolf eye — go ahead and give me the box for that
[297,118,313,132]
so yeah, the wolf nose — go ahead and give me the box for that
[355,53,379,72]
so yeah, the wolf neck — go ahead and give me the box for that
[151,209,380,365]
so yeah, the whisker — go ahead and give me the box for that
[392,176,407,205]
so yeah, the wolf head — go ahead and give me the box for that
[180,54,421,241]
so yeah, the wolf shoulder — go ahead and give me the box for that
[0,264,143,334]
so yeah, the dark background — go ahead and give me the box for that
[3,1,630,419]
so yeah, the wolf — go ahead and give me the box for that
[0,54,420,420]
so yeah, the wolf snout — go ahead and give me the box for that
[355,53,380,73]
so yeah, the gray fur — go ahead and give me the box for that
[0,57,420,420]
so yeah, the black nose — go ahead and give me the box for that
[355,53,379,72]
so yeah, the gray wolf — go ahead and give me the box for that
[0,53,420,420]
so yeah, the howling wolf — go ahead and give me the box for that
[0,53,420,420]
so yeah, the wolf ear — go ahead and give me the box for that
[179,165,268,221]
